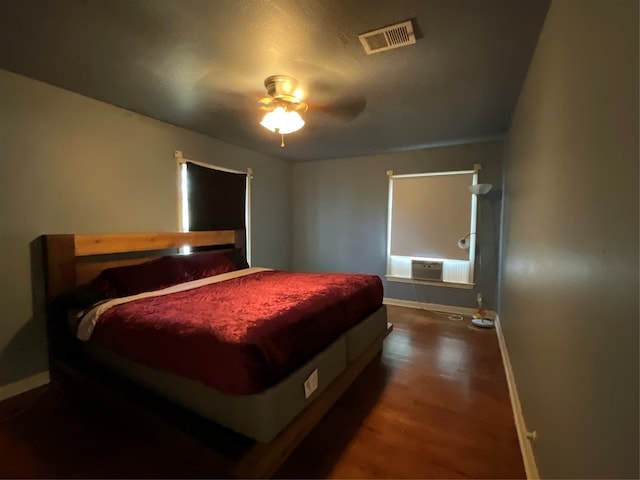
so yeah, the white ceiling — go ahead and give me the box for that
[0,0,550,161]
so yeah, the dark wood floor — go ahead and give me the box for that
[0,305,524,478]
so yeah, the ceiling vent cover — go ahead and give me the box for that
[358,20,416,55]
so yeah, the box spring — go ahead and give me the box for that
[82,305,388,443]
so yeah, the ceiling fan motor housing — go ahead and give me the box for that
[260,75,308,112]
[264,75,298,98]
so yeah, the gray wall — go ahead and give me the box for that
[0,69,291,387]
[500,0,639,477]
[291,141,503,309]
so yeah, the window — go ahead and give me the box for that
[386,169,479,286]
[176,151,252,263]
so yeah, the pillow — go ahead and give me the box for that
[93,255,190,298]
[176,251,238,281]
[224,250,250,270]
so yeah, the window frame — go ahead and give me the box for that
[385,168,479,288]
[175,151,252,264]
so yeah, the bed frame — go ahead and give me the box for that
[43,230,392,478]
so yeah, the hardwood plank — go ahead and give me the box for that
[232,325,393,479]
[44,235,76,300]
[0,385,49,420]
[74,246,244,285]
[275,306,524,479]
[0,306,524,479]
[74,231,236,256]
[45,231,246,297]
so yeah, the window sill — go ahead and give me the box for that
[385,275,475,290]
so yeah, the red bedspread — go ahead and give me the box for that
[90,270,383,395]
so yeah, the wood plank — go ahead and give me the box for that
[51,360,235,474]
[74,247,244,285]
[42,327,392,479]
[0,307,524,479]
[44,235,76,301]
[0,385,49,419]
[74,231,237,256]
[232,325,393,479]
[277,306,525,479]
[40,229,391,479]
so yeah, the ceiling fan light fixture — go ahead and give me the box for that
[260,107,305,134]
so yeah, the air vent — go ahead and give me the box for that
[358,20,416,55]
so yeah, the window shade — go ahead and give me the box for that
[186,162,247,231]
[390,172,473,261]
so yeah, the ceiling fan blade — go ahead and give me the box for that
[192,60,368,126]
[305,83,366,120]
[310,95,367,120]
[192,64,267,107]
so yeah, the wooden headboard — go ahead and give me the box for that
[44,230,245,302]
[43,229,245,366]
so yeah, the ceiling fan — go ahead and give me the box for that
[257,75,309,147]
[195,65,367,147]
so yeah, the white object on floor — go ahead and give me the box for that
[472,318,495,328]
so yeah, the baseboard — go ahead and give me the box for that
[0,371,51,402]
[386,298,535,476]
[494,314,539,479]
[383,297,496,319]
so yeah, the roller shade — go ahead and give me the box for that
[390,172,473,261]
[186,162,247,231]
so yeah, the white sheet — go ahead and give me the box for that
[76,267,272,341]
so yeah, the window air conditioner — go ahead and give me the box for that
[411,260,443,282]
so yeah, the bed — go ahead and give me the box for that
[43,229,392,478]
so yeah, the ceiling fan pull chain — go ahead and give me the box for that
[281,134,285,148]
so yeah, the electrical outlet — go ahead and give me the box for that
[477,292,483,304]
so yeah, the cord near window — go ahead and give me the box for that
[411,279,464,322]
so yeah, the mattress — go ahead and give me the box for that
[80,268,383,395]
[82,306,388,443]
